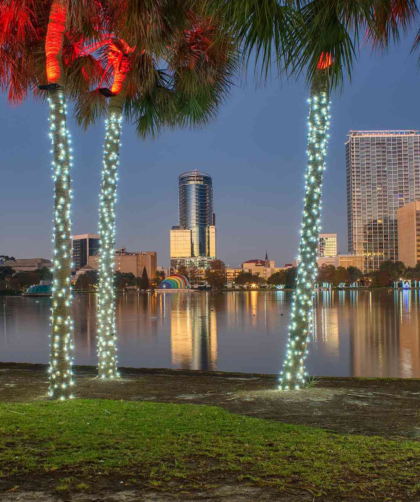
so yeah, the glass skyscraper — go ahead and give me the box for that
[346,130,420,272]
[170,170,216,269]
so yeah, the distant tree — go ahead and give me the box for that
[155,270,166,285]
[285,267,298,288]
[177,264,189,278]
[404,267,420,280]
[140,268,150,290]
[334,266,349,285]
[0,266,14,280]
[38,267,53,281]
[234,272,251,285]
[115,272,136,290]
[234,272,265,285]
[267,270,287,286]
[378,270,392,287]
[0,256,15,262]
[347,266,363,283]
[318,265,336,284]
[10,272,40,291]
[188,266,200,284]
[75,271,98,291]
[205,260,226,290]
[379,261,406,281]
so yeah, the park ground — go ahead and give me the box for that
[1,363,420,501]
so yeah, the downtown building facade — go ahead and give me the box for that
[72,234,100,270]
[170,170,216,270]
[397,201,420,268]
[318,234,337,257]
[89,248,157,280]
[346,130,420,272]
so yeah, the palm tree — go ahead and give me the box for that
[72,1,237,379]
[210,0,417,389]
[0,0,75,399]
[278,0,417,390]
[1,0,104,399]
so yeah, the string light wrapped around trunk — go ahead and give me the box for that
[47,88,75,400]
[279,55,332,391]
[96,44,131,379]
[97,111,123,379]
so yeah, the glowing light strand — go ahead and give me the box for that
[279,72,331,391]
[97,112,123,379]
[45,0,66,83]
[47,89,75,400]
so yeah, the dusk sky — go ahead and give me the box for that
[1,35,419,267]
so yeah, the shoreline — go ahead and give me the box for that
[1,362,420,442]
[1,286,419,297]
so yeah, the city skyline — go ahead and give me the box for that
[1,34,419,266]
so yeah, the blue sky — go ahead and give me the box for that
[1,35,419,267]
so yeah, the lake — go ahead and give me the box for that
[1,290,420,378]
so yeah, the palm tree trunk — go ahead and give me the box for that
[279,69,330,390]
[47,0,75,399]
[97,86,127,379]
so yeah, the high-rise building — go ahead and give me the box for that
[170,227,192,259]
[346,130,420,272]
[72,234,100,270]
[318,234,337,257]
[398,201,420,268]
[171,170,216,270]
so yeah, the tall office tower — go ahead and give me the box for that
[72,233,100,270]
[318,233,338,257]
[346,130,420,272]
[170,170,216,269]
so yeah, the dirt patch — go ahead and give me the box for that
[0,486,317,502]
[1,363,420,441]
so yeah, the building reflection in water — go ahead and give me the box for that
[3,289,420,377]
[72,294,97,361]
[313,291,340,359]
[349,290,420,378]
[171,293,218,370]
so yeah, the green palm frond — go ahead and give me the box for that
[66,54,105,98]
[207,0,299,81]
[285,0,418,89]
[283,0,359,89]
[74,89,108,129]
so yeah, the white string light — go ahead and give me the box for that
[279,77,331,391]
[47,89,75,400]
[97,112,123,379]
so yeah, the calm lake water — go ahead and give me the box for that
[1,290,420,378]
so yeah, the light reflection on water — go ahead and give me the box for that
[1,290,420,377]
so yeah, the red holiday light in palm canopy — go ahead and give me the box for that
[317,52,333,70]
[46,1,66,83]
[108,40,135,94]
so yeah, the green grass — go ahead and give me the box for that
[1,400,419,498]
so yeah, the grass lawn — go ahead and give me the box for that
[1,400,420,498]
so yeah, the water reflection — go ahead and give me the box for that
[1,291,420,377]
[171,293,218,370]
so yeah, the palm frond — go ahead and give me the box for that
[74,89,108,129]
[207,0,299,82]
